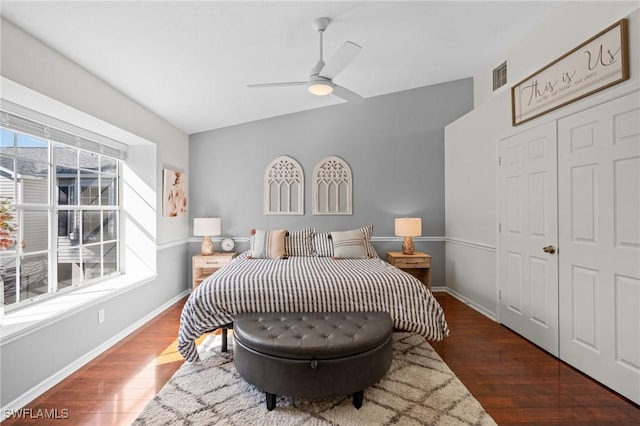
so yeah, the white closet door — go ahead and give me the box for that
[558,91,640,405]
[498,121,559,356]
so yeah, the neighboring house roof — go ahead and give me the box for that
[0,147,109,178]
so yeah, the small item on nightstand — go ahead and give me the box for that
[221,238,235,252]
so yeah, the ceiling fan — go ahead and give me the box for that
[247,17,364,104]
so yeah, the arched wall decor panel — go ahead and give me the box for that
[264,155,304,215]
[313,155,352,215]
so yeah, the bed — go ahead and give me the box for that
[178,229,450,362]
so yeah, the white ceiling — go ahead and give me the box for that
[1,1,563,134]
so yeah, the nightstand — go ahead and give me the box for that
[192,252,237,289]
[386,252,431,291]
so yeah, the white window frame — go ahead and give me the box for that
[1,115,124,310]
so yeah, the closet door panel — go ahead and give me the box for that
[498,121,559,356]
[558,90,640,405]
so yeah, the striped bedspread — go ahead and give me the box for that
[178,253,450,362]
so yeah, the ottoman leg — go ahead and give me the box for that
[352,390,364,409]
[221,327,228,352]
[266,392,277,411]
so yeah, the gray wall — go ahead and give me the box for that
[189,79,473,286]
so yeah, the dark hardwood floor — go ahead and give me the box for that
[430,293,640,425]
[4,293,639,425]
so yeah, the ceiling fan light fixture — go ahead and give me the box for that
[248,16,363,103]
[308,81,334,96]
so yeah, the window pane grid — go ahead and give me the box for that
[2,127,121,308]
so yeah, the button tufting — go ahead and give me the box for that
[234,311,392,359]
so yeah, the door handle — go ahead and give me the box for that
[543,245,556,254]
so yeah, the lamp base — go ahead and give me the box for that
[200,236,215,256]
[402,236,415,255]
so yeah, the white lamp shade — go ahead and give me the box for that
[194,217,221,236]
[395,217,422,237]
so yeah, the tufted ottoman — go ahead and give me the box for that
[233,312,393,411]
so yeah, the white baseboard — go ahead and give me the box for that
[442,288,497,322]
[1,291,189,420]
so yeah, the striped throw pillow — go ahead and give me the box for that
[331,230,368,259]
[313,232,334,257]
[355,225,378,258]
[285,227,315,257]
[250,229,286,259]
[313,226,378,258]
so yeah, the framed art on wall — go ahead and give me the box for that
[163,168,187,217]
[312,155,352,215]
[264,155,304,215]
[512,19,629,126]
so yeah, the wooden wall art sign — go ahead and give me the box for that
[512,19,629,126]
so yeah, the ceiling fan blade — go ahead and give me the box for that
[247,81,308,88]
[332,84,365,104]
[319,41,361,79]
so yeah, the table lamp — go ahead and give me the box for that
[194,217,221,256]
[395,217,422,255]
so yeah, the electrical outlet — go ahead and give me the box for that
[98,309,105,324]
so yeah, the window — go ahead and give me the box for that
[1,126,121,307]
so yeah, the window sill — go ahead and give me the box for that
[0,272,156,345]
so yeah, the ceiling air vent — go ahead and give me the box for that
[493,61,507,91]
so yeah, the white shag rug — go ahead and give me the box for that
[133,333,496,425]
